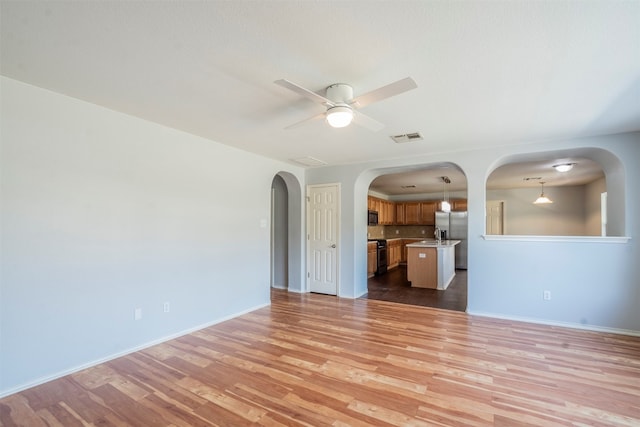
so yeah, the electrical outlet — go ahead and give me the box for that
[395,229,399,234]
[421,229,425,234]
[134,308,142,320]
[163,302,170,313]
[543,290,551,301]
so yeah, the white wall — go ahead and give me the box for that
[307,135,639,334]
[487,185,588,235]
[0,77,305,395]
[585,177,606,235]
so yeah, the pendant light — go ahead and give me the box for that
[533,182,553,204]
[441,176,451,212]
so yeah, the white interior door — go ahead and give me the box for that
[307,184,339,295]
[486,200,504,235]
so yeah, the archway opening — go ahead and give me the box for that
[485,148,624,237]
[362,162,469,312]
[270,171,304,294]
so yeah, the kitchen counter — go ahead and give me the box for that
[406,240,459,290]
[406,239,461,248]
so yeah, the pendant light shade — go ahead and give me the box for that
[533,182,553,204]
[441,176,451,212]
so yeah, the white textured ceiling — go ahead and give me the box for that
[2,1,638,191]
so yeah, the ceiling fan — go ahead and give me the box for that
[274,77,417,131]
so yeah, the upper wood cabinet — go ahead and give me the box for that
[419,201,438,225]
[367,196,394,225]
[395,203,406,225]
[384,200,395,225]
[451,199,467,211]
[368,197,467,226]
[403,202,421,225]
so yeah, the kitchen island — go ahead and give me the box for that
[406,240,460,290]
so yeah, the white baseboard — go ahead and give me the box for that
[0,302,271,399]
[466,310,640,337]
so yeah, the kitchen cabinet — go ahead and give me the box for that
[386,239,402,269]
[439,199,467,212]
[368,196,378,211]
[407,246,437,288]
[419,201,438,225]
[404,202,421,224]
[406,240,459,290]
[368,196,395,225]
[401,239,422,263]
[452,199,467,211]
[380,200,396,225]
[367,242,377,278]
[399,201,438,225]
[368,197,463,226]
[395,203,405,225]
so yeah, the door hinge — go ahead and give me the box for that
[307,272,310,278]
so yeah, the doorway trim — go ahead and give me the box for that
[306,183,341,295]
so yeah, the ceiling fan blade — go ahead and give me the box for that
[351,77,417,108]
[352,110,384,132]
[274,79,334,106]
[284,112,326,130]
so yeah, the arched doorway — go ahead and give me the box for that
[270,172,305,293]
[362,162,469,312]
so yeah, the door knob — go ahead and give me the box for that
[330,244,336,248]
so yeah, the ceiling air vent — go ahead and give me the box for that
[290,156,328,167]
[401,185,416,189]
[391,132,423,143]
[522,177,542,181]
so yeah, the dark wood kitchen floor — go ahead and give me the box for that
[362,265,467,311]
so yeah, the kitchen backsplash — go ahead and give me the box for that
[367,225,436,239]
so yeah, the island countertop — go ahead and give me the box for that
[406,239,461,248]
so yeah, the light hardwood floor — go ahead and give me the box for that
[1,289,639,426]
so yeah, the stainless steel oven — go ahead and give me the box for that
[372,239,387,275]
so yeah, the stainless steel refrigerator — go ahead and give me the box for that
[435,211,468,269]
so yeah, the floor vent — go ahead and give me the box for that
[290,156,328,167]
[391,132,423,143]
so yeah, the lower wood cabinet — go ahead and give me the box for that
[367,242,377,278]
[386,240,402,269]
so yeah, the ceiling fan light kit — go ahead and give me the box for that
[326,106,354,128]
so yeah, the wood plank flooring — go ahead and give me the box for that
[2,289,639,426]
[365,266,467,312]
